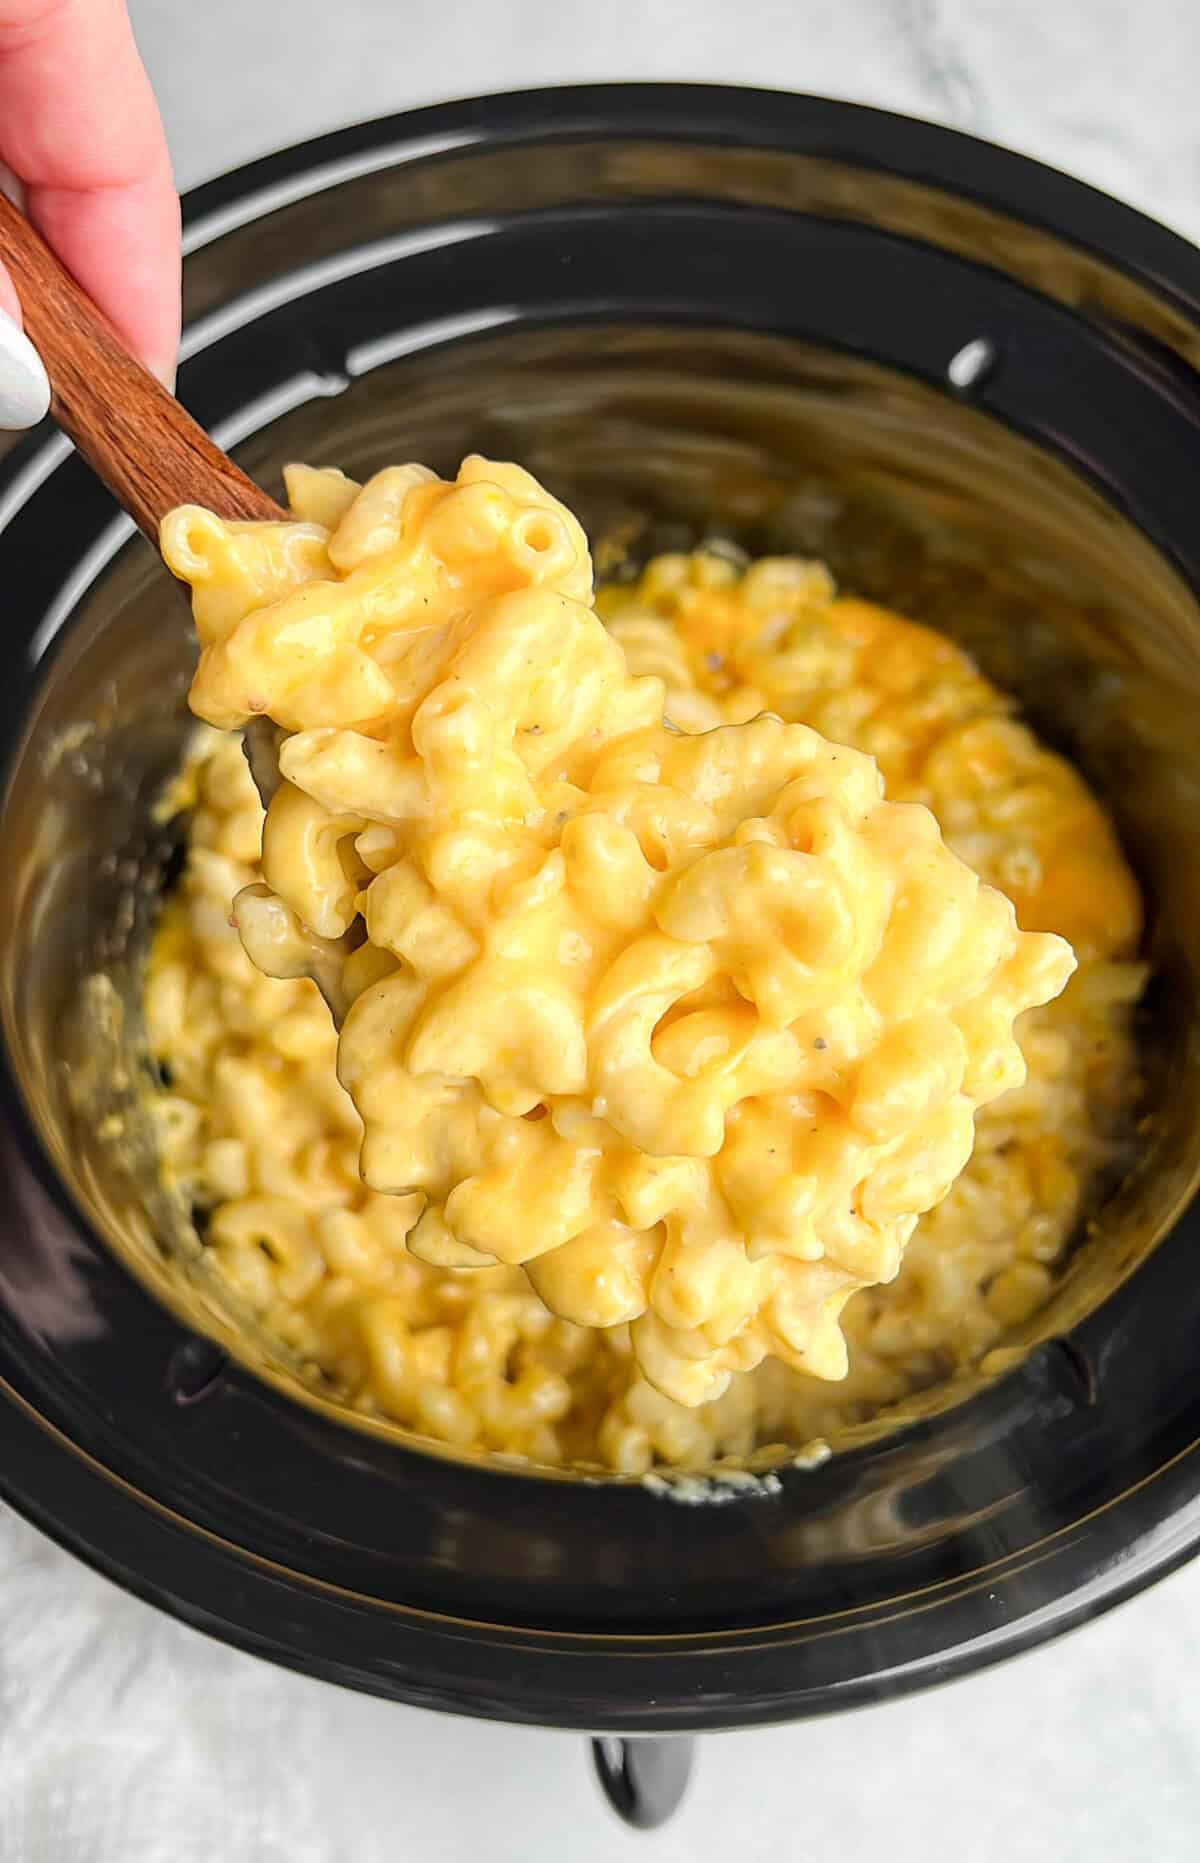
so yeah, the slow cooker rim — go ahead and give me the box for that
[177,81,1200,320]
[6,1362,1200,1732]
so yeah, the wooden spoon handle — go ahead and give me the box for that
[0,192,285,539]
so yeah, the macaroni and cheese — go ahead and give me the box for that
[160,461,1074,1405]
[146,539,1143,1471]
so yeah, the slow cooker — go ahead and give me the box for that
[2,87,1200,1828]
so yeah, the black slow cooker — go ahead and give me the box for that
[2,87,1200,1829]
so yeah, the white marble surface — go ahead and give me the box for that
[3,1,1200,1856]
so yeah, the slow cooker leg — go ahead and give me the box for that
[590,1736,694,1827]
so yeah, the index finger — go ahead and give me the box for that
[0,0,180,380]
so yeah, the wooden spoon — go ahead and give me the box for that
[0,192,289,802]
[0,192,285,536]
[0,193,355,1019]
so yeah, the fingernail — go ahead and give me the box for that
[0,161,26,212]
[0,310,50,429]
[150,355,178,396]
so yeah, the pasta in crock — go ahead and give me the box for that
[147,533,1142,1470]
[160,460,1074,1406]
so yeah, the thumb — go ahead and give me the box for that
[0,257,50,430]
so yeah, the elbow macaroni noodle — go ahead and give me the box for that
[146,543,1143,1471]
[160,460,1076,1407]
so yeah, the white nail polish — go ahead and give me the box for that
[0,310,50,429]
[0,160,26,213]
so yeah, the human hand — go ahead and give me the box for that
[0,0,179,429]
